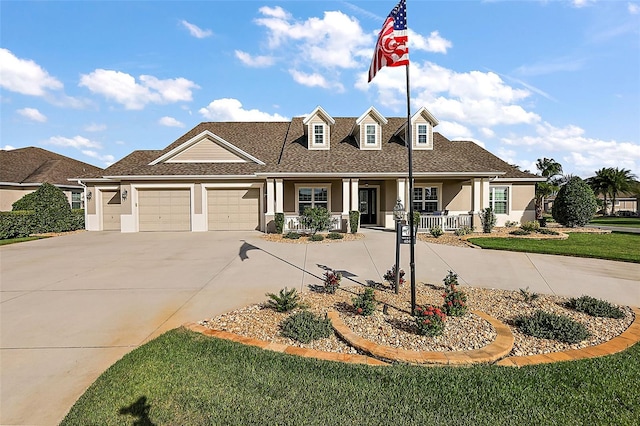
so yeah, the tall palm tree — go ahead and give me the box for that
[535,158,563,219]
[587,168,614,215]
[608,168,637,215]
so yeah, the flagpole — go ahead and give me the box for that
[405,63,416,314]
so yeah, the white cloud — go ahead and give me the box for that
[180,20,212,38]
[84,123,107,132]
[629,2,640,14]
[0,48,63,96]
[572,0,595,8]
[81,150,115,166]
[501,122,640,177]
[289,69,345,92]
[515,57,586,77]
[2,145,17,151]
[44,135,101,149]
[79,70,199,110]
[435,121,473,140]
[409,30,452,54]
[199,98,288,121]
[235,50,275,68]
[17,107,47,123]
[158,116,185,127]
[480,127,496,138]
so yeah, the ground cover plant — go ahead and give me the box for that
[61,329,640,425]
[280,311,332,343]
[514,310,590,344]
[468,232,640,263]
[567,295,625,319]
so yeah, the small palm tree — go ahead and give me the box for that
[587,168,614,215]
[535,158,563,219]
[608,168,637,215]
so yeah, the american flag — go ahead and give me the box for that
[368,0,409,82]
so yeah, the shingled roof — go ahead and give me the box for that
[81,118,538,180]
[0,147,103,186]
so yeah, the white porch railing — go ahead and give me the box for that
[418,214,472,231]
[284,214,343,233]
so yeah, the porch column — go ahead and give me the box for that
[266,179,275,215]
[472,178,481,213]
[396,178,406,212]
[350,179,359,211]
[482,178,490,210]
[342,179,350,214]
[275,179,284,213]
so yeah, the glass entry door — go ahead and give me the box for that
[358,188,377,225]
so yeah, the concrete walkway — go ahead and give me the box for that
[1,229,639,425]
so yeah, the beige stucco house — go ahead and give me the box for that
[77,106,543,233]
[0,147,102,211]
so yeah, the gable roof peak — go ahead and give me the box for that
[302,106,336,126]
[356,106,388,126]
[411,107,439,126]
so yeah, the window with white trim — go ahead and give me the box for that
[297,186,329,214]
[417,124,429,145]
[365,124,376,145]
[313,124,325,145]
[489,187,509,214]
[413,186,438,213]
[71,192,82,209]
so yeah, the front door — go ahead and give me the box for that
[358,188,377,225]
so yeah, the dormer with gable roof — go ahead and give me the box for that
[411,107,439,150]
[302,106,335,150]
[354,107,388,151]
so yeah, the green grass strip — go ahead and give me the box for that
[61,328,640,425]
[588,217,640,228]
[0,236,49,246]
[469,232,640,263]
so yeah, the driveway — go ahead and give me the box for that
[1,230,639,425]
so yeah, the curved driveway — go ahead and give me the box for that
[1,230,639,425]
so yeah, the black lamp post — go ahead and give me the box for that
[392,198,404,294]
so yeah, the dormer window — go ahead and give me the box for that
[365,124,377,145]
[313,124,325,146]
[417,124,429,145]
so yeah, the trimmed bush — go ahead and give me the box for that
[0,211,35,239]
[309,234,324,242]
[266,287,300,312]
[280,311,333,343]
[514,310,590,344]
[537,228,559,235]
[567,295,625,319]
[274,213,285,234]
[326,232,343,240]
[480,207,496,233]
[283,232,301,240]
[414,305,447,336]
[349,210,360,234]
[520,221,540,232]
[454,226,472,236]
[510,229,531,236]
[552,176,598,227]
[429,226,444,238]
[300,207,332,235]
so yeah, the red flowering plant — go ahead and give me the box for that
[414,304,446,336]
[323,270,342,294]
[441,271,468,316]
[383,265,405,288]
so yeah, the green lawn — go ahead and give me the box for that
[0,236,48,246]
[589,217,640,228]
[61,328,639,426]
[468,232,640,263]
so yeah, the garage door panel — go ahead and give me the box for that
[139,189,191,232]
[208,189,259,231]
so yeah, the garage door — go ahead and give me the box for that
[208,189,259,231]
[102,190,121,231]
[138,189,191,232]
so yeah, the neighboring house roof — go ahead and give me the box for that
[0,147,102,187]
[80,117,539,181]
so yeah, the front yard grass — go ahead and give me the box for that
[0,236,48,246]
[589,217,640,228]
[61,328,639,425]
[468,232,640,263]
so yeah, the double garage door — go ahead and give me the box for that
[135,188,259,232]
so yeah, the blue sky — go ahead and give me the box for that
[1,0,639,178]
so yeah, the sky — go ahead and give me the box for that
[1,0,639,179]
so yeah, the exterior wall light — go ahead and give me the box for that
[86,191,92,201]
[393,198,404,221]
[122,189,128,201]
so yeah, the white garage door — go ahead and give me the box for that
[208,188,259,231]
[101,190,121,231]
[138,189,191,232]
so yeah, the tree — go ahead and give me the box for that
[608,168,637,215]
[300,207,333,235]
[587,168,614,215]
[552,176,597,227]
[534,158,563,219]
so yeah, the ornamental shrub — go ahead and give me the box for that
[352,287,376,316]
[514,310,590,344]
[283,231,301,240]
[552,176,597,227]
[510,229,530,236]
[383,265,405,288]
[414,305,446,336]
[280,311,333,343]
[412,211,421,229]
[0,211,35,239]
[12,183,75,234]
[265,287,300,312]
[326,232,343,240]
[537,228,559,235]
[323,270,342,294]
[441,271,467,316]
[301,207,332,235]
[309,234,325,242]
[520,221,540,232]
[349,210,360,234]
[274,213,285,234]
[479,207,496,233]
[454,226,472,236]
[567,295,625,319]
[505,220,519,228]
[429,226,444,238]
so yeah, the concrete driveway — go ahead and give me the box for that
[1,230,639,425]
